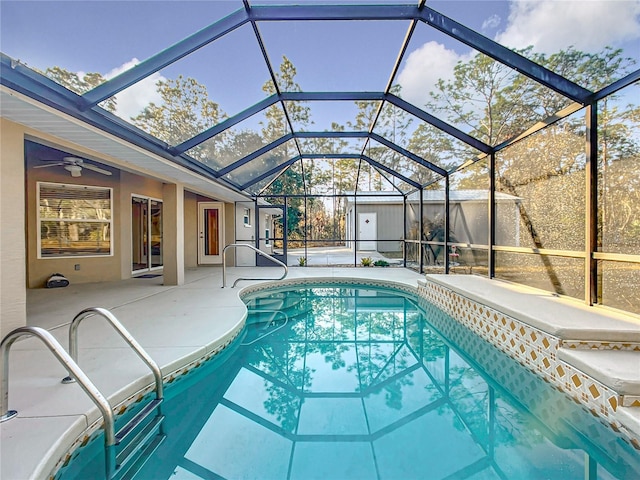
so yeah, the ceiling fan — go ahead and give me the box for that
[33,156,112,177]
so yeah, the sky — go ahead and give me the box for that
[1,0,639,133]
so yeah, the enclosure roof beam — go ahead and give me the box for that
[239,151,420,192]
[361,155,422,190]
[245,0,304,162]
[417,6,592,104]
[247,3,590,102]
[296,131,370,139]
[248,4,419,21]
[282,91,385,101]
[170,95,280,155]
[171,90,486,156]
[80,9,250,109]
[295,131,447,176]
[369,132,448,177]
[592,68,640,102]
[240,155,301,191]
[384,94,491,153]
[170,92,383,155]
[221,130,447,180]
[217,133,294,176]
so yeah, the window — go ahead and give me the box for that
[243,208,251,227]
[38,182,112,257]
[265,213,271,246]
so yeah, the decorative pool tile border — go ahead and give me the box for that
[417,278,640,450]
[418,300,640,467]
[239,277,419,299]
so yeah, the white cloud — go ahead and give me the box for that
[482,14,501,32]
[105,58,166,121]
[496,0,640,54]
[396,41,463,108]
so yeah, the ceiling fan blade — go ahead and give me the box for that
[82,163,112,175]
[33,163,64,168]
[63,156,84,164]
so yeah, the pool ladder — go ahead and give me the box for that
[0,307,165,480]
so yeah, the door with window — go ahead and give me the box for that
[132,196,163,273]
[198,202,224,264]
[256,204,286,266]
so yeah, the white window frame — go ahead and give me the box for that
[37,182,113,259]
[265,214,271,246]
[243,207,251,227]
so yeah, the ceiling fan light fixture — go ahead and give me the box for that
[64,164,82,177]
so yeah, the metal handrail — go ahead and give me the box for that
[0,326,116,447]
[61,307,164,402]
[222,243,289,288]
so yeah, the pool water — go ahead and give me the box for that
[61,284,640,480]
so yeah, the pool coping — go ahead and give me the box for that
[2,269,639,479]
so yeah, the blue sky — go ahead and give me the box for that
[2,0,639,129]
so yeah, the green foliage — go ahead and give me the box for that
[298,256,306,266]
[360,256,373,267]
[373,259,389,267]
[131,75,224,152]
[43,66,117,112]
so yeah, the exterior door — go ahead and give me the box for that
[198,202,224,264]
[256,204,287,266]
[132,195,163,273]
[358,212,377,251]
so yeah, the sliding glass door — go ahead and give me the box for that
[132,195,163,273]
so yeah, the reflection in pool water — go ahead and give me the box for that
[62,285,640,480]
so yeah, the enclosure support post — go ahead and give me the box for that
[445,175,450,274]
[254,200,260,250]
[489,152,496,278]
[419,187,424,273]
[585,104,598,305]
[303,195,308,265]
[403,195,407,268]
[354,194,358,266]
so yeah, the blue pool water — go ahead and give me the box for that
[61,284,640,480]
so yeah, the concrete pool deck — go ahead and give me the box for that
[1,267,639,479]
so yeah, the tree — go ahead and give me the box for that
[131,75,225,161]
[43,66,117,112]
[261,55,311,142]
[350,84,414,191]
[260,56,312,237]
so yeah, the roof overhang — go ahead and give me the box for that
[1,86,251,202]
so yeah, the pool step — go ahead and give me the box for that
[115,428,165,480]
[115,398,163,445]
[557,348,640,408]
[247,292,304,311]
[110,399,165,480]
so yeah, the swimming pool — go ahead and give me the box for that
[59,283,640,479]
